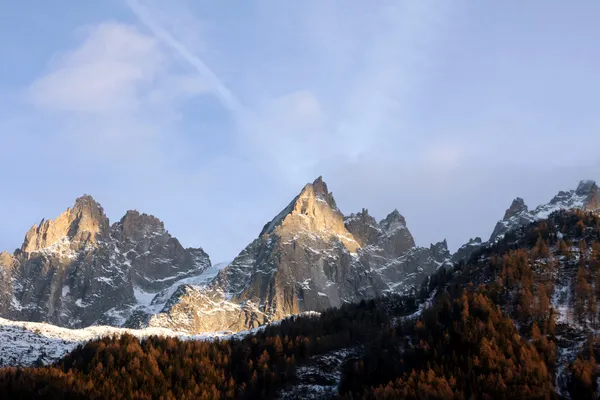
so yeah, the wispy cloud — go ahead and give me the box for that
[126,0,244,115]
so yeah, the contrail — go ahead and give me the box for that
[126,0,244,115]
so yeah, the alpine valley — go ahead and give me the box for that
[2,177,600,399]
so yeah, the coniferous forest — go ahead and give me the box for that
[2,209,600,399]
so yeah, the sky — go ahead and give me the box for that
[1,1,600,262]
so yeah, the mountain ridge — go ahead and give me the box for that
[1,177,599,336]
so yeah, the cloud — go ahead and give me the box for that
[24,20,215,160]
[126,0,244,115]
[26,23,164,114]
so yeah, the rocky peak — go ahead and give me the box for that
[21,195,110,254]
[347,208,374,221]
[0,251,12,268]
[344,209,379,247]
[374,210,415,256]
[430,239,449,257]
[538,179,600,215]
[490,179,600,243]
[311,176,338,210]
[503,198,528,220]
[576,180,600,210]
[451,237,484,264]
[467,237,483,245]
[379,209,407,233]
[114,210,166,243]
[258,177,358,250]
[576,180,597,196]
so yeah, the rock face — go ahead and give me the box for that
[490,198,536,242]
[451,237,483,265]
[0,196,210,328]
[146,177,450,333]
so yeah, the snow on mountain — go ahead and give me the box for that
[489,180,600,244]
[0,309,317,368]
[0,317,226,367]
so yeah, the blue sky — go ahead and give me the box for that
[1,0,600,262]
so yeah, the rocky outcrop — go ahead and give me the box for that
[490,198,536,242]
[344,209,380,247]
[0,196,210,328]
[147,177,450,333]
[451,237,483,264]
[0,251,15,315]
[577,180,600,210]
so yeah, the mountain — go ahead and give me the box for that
[448,180,600,266]
[5,208,600,398]
[2,178,598,336]
[416,208,600,398]
[141,177,450,333]
[490,180,600,243]
[4,179,600,398]
[0,196,210,328]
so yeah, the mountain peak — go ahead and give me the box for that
[576,180,597,195]
[468,237,483,245]
[259,177,358,250]
[304,176,338,210]
[503,197,528,220]
[575,180,600,210]
[430,239,449,254]
[344,208,379,247]
[114,210,166,242]
[21,196,110,254]
[380,209,407,231]
[73,194,100,209]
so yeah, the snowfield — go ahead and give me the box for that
[0,317,230,367]
[0,310,321,367]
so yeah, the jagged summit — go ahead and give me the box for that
[73,194,102,211]
[311,176,338,210]
[503,197,528,220]
[344,209,379,247]
[576,180,599,210]
[488,179,599,243]
[430,239,450,258]
[537,179,599,217]
[20,194,110,254]
[259,177,350,247]
[380,209,408,231]
[115,210,166,242]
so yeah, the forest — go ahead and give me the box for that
[1,209,600,399]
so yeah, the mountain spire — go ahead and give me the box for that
[503,197,528,220]
[21,194,110,253]
[259,176,346,238]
